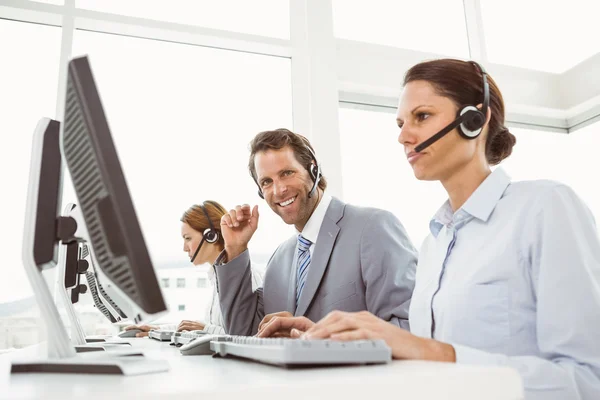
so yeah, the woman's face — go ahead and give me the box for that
[181,222,205,265]
[396,80,483,182]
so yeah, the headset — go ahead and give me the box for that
[253,143,322,200]
[415,61,489,153]
[189,201,219,263]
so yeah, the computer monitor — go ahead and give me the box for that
[13,55,170,375]
[61,55,167,323]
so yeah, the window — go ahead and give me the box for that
[178,304,186,311]
[161,278,170,288]
[339,106,447,248]
[197,278,208,288]
[176,278,186,288]
[0,20,61,306]
[76,0,289,39]
[500,124,600,225]
[481,0,600,73]
[333,0,469,58]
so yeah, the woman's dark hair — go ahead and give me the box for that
[404,59,516,165]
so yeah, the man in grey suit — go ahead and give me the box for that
[216,128,417,337]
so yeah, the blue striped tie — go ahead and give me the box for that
[295,235,312,306]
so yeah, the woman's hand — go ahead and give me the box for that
[177,320,206,332]
[302,311,456,362]
[123,324,157,337]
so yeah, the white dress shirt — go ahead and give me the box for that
[409,167,600,400]
[297,192,333,258]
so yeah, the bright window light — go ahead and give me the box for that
[501,125,600,224]
[76,0,290,39]
[0,20,61,304]
[481,0,600,73]
[333,0,469,58]
[339,106,447,249]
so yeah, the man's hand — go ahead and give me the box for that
[124,324,157,338]
[220,204,259,261]
[256,315,315,338]
[301,311,456,362]
[177,320,206,332]
[258,311,293,333]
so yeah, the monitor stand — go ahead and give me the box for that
[55,204,132,352]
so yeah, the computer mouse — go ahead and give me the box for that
[180,334,217,356]
[118,329,142,338]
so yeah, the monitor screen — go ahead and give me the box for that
[61,55,167,318]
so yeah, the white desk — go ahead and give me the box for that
[0,338,524,400]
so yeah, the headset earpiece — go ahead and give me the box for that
[457,106,485,139]
[203,228,218,243]
[199,203,219,243]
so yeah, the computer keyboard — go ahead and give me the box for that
[148,329,175,341]
[209,336,392,366]
[170,330,209,346]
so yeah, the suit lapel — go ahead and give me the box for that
[294,198,344,317]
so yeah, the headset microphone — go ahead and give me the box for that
[414,61,489,153]
[189,236,206,264]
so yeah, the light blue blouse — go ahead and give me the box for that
[409,167,600,400]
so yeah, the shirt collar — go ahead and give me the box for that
[430,167,511,237]
[298,192,332,244]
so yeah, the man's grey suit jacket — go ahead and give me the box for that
[215,197,418,336]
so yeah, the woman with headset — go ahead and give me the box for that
[125,200,263,337]
[258,59,600,399]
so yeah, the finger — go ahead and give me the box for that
[240,204,252,218]
[290,328,305,338]
[258,311,292,332]
[258,317,313,338]
[304,317,360,339]
[124,325,137,331]
[228,209,239,227]
[251,205,259,224]
[235,205,245,221]
[220,214,233,228]
[136,332,149,338]
[330,329,370,342]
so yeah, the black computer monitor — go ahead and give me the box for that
[61,55,167,322]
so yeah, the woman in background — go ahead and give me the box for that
[125,200,262,336]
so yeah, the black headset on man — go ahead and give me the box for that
[189,201,219,264]
[252,141,322,200]
[415,61,489,153]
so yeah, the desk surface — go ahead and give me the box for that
[0,338,524,400]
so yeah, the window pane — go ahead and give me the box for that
[0,20,61,302]
[333,0,469,58]
[76,0,289,39]
[0,19,61,349]
[68,31,294,327]
[339,107,447,248]
[481,0,600,73]
[500,125,600,225]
